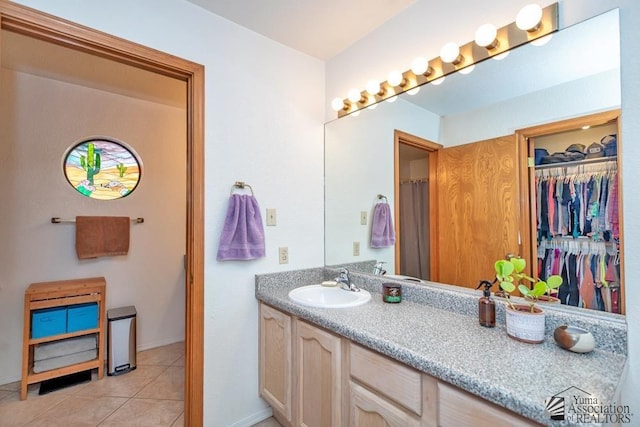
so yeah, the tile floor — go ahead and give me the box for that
[0,341,185,426]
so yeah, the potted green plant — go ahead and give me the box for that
[495,257,563,343]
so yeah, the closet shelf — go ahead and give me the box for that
[534,156,617,170]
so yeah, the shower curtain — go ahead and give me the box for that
[399,180,430,279]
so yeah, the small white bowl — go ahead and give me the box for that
[553,325,595,353]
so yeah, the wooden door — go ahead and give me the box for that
[294,320,342,427]
[259,304,292,425]
[436,135,522,289]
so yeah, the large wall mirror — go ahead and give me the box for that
[325,9,622,315]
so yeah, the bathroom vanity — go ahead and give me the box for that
[256,268,627,427]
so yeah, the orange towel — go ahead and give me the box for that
[75,216,130,259]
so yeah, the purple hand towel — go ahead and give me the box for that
[217,194,266,261]
[370,202,396,248]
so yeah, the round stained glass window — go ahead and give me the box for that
[63,138,142,200]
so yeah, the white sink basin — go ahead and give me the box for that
[288,285,371,308]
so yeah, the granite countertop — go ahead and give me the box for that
[255,267,628,427]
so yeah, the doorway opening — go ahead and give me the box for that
[0,3,204,425]
[394,130,441,281]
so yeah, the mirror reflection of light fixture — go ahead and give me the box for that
[332,2,558,118]
[475,23,498,49]
[493,51,510,61]
[386,95,398,103]
[440,42,463,65]
[459,64,475,75]
[407,86,420,95]
[531,34,553,46]
[516,4,543,32]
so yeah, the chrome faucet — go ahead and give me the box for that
[335,268,359,292]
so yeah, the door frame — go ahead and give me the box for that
[393,130,442,281]
[516,109,623,313]
[0,2,205,425]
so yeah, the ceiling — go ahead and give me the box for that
[185,0,417,60]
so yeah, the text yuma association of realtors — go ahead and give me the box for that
[567,395,632,423]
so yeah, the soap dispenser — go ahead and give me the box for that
[476,280,496,328]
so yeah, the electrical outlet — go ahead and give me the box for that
[360,211,367,225]
[353,241,360,256]
[266,208,277,226]
[279,247,289,264]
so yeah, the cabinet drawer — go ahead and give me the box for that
[349,343,422,416]
[438,382,539,427]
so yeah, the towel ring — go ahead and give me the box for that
[377,194,388,202]
[231,181,254,196]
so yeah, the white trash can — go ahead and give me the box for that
[107,306,137,375]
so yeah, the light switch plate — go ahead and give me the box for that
[353,241,360,256]
[360,211,367,225]
[266,208,277,226]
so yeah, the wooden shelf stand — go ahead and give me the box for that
[21,277,106,400]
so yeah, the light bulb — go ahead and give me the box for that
[388,70,405,87]
[475,24,498,49]
[440,42,460,64]
[531,34,553,46]
[331,97,345,111]
[348,88,362,103]
[431,76,445,86]
[350,110,360,117]
[459,64,475,75]
[407,86,420,95]
[367,103,378,110]
[516,4,543,32]
[411,57,429,75]
[386,95,398,103]
[366,79,382,95]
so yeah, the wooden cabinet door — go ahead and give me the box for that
[259,303,292,424]
[436,135,523,289]
[350,382,421,427]
[294,319,342,427]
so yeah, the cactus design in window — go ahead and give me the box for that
[64,138,142,200]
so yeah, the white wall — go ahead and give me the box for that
[325,0,640,416]
[6,0,325,426]
[0,68,186,384]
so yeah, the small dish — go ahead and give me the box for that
[553,325,595,353]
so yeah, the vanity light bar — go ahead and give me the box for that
[334,2,558,118]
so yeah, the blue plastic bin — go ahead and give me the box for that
[32,307,67,339]
[67,303,99,333]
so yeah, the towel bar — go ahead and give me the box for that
[231,181,254,196]
[51,217,144,224]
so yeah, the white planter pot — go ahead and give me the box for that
[505,304,545,343]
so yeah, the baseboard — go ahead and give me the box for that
[136,336,185,352]
[227,406,274,427]
[0,374,20,388]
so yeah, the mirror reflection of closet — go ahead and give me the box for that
[521,110,623,314]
